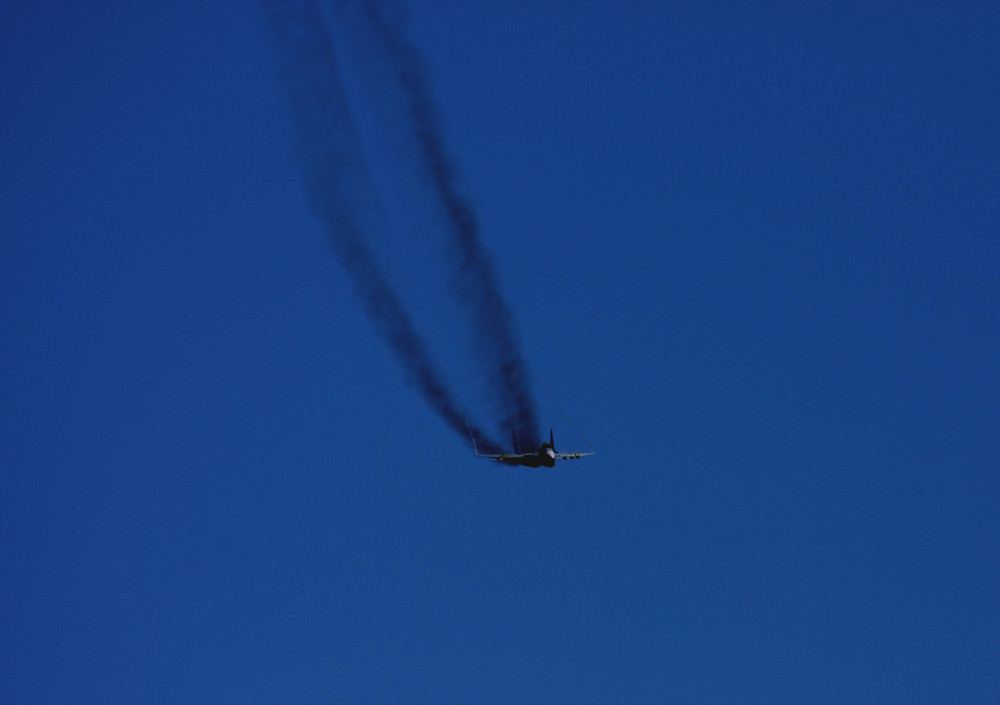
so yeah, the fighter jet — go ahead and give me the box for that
[473,428,594,468]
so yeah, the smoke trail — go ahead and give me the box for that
[264,0,502,453]
[333,0,542,448]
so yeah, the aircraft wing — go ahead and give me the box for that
[553,451,595,460]
[477,452,534,462]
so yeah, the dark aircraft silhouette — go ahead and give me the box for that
[473,429,594,467]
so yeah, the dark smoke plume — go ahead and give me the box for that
[264,0,503,453]
[334,0,541,447]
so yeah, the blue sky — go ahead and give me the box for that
[3,1,998,702]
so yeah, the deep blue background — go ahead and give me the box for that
[3,2,998,702]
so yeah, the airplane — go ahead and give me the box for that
[472,428,595,468]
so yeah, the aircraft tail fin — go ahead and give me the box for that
[464,419,483,457]
[512,429,519,454]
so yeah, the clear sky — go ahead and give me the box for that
[2,1,998,702]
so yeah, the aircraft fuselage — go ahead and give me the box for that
[501,443,557,468]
